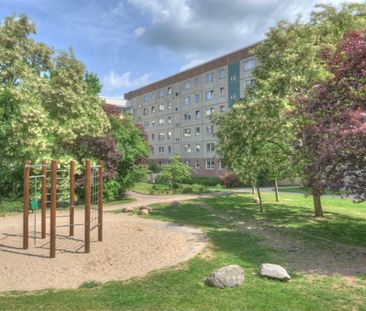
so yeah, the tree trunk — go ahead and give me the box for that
[256,186,263,212]
[312,193,323,217]
[274,179,279,202]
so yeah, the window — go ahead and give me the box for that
[151,120,155,126]
[220,105,225,112]
[151,106,155,113]
[184,144,192,153]
[195,110,200,119]
[184,160,191,166]
[158,118,165,125]
[230,74,238,81]
[206,160,215,170]
[206,107,214,116]
[167,116,172,124]
[219,87,225,97]
[195,127,200,135]
[158,104,165,111]
[206,125,214,135]
[143,121,149,127]
[167,131,172,140]
[219,68,225,79]
[159,89,165,97]
[183,80,192,89]
[143,95,149,103]
[158,132,165,141]
[167,102,172,109]
[151,93,155,100]
[219,161,225,170]
[151,133,155,140]
[205,90,214,101]
[143,108,148,115]
[205,72,214,83]
[168,146,172,153]
[207,143,215,152]
[167,87,172,95]
[195,161,201,169]
[183,128,191,137]
[183,96,191,105]
[158,146,165,153]
[194,77,201,87]
[184,112,192,121]
[244,59,258,71]
[195,144,201,152]
[195,94,200,103]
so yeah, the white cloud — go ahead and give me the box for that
[128,0,363,68]
[102,70,152,93]
[134,26,146,37]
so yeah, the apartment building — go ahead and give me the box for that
[124,43,258,177]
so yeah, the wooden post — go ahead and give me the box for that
[98,161,103,242]
[50,160,57,258]
[85,160,91,253]
[23,161,30,250]
[69,161,75,236]
[41,160,47,239]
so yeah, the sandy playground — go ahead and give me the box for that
[0,203,207,292]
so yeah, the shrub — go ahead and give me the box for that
[219,173,243,188]
[159,155,192,189]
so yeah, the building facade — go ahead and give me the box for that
[125,43,258,177]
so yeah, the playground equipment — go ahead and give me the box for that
[23,159,103,258]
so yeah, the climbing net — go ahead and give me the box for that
[23,160,103,258]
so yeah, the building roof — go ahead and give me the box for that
[124,41,261,100]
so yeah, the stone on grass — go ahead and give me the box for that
[205,265,244,289]
[260,263,290,281]
[139,206,152,211]
[139,209,149,215]
[122,206,135,213]
[253,197,260,204]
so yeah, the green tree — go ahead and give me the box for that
[212,3,366,216]
[159,155,192,189]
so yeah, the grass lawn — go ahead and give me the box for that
[278,187,348,196]
[132,182,225,195]
[0,193,365,310]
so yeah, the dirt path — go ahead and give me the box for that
[199,202,366,278]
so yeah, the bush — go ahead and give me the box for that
[159,155,192,189]
[103,180,121,202]
[219,173,243,188]
[184,177,221,186]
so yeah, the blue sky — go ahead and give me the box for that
[1,0,360,97]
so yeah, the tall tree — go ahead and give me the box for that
[212,3,366,216]
[292,29,366,216]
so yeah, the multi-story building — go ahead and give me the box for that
[124,43,259,177]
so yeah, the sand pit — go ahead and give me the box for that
[0,209,207,292]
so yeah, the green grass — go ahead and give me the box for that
[0,198,22,216]
[132,182,225,195]
[105,197,136,206]
[0,193,365,310]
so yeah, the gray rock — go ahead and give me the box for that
[206,265,244,288]
[260,263,290,281]
[253,197,260,204]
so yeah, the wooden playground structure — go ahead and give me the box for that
[22,159,103,258]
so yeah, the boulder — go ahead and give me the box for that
[253,197,260,204]
[206,265,244,289]
[122,206,135,213]
[139,208,149,215]
[139,206,152,211]
[260,263,290,281]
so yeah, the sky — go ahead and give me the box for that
[1,0,362,98]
